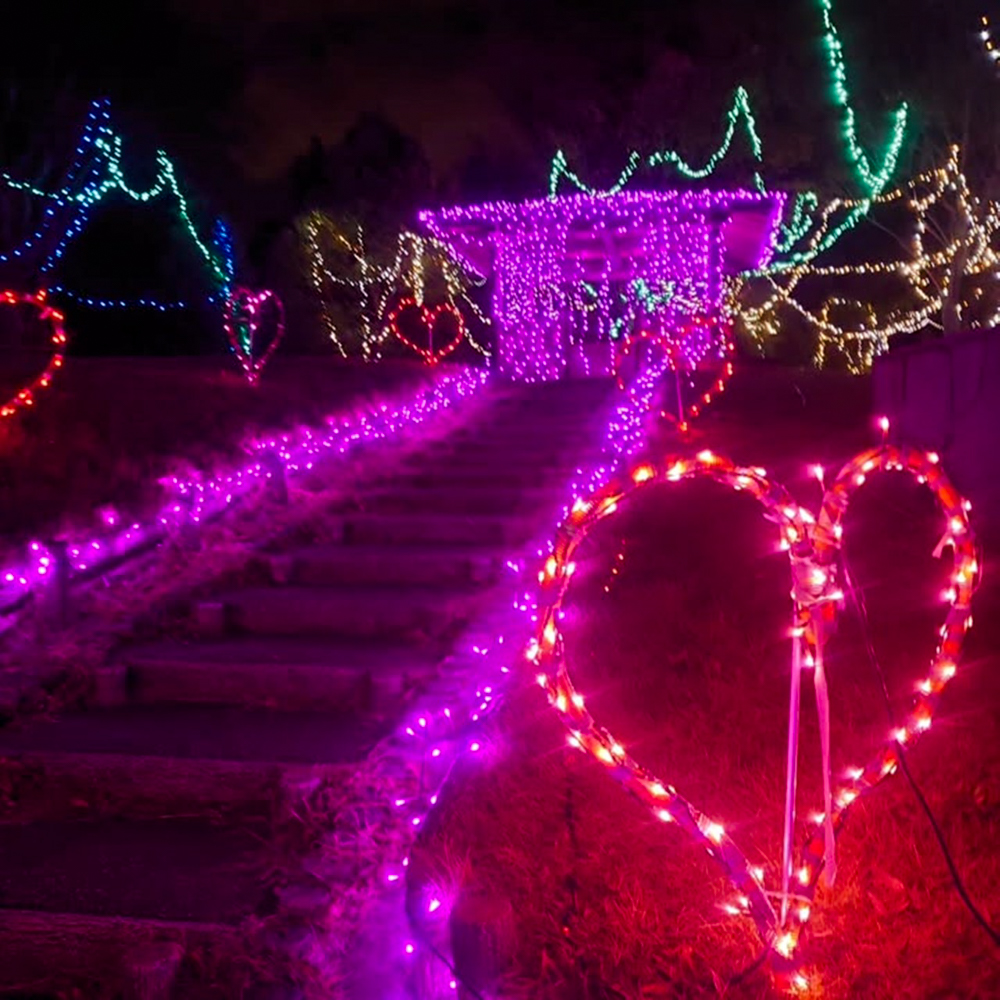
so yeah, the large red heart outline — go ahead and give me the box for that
[223,286,285,385]
[0,290,68,419]
[388,297,466,365]
[527,443,978,983]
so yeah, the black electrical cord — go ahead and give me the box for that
[840,554,1000,948]
[727,944,772,986]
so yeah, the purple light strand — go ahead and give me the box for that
[375,364,669,997]
[0,369,488,617]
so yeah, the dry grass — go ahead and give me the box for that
[0,354,429,553]
[415,366,1000,999]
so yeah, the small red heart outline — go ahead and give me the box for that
[223,286,285,385]
[0,290,68,419]
[388,297,466,365]
[613,314,735,431]
[528,443,978,982]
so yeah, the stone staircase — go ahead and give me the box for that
[0,377,612,999]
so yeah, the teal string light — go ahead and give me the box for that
[1,102,229,307]
[817,0,908,198]
[74,135,228,285]
[549,2,907,206]
[631,277,676,313]
[775,192,820,254]
[549,86,764,198]
[547,1,909,277]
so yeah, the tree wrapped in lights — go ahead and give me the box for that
[300,210,490,362]
[732,147,1000,373]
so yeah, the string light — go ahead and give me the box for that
[547,1,908,276]
[212,218,236,299]
[734,147,1000,372]
[548,85,766,198]
[301,211,491,361]
[529,441,979,981]
[0,290,68,419]
[223,287,285,384]
[0,368,487,616]
[45,286,198,311]
[0,100,108,266]
[980,14,1000,69]
[387,297,467,365]
[816,0,908,198]
[420,189,782,382]
[612,317,736,432]
[1,100,231,310]
[784,443,979,970]
[382,355,669,995]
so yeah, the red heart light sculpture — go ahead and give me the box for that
[613,314,735,432]
[224,286,285,385]
[388,297,466,365]
[528,443,978,985]
[0,290,68,419]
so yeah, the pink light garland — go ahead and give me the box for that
[380,365,669,996]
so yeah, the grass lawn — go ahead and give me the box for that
[414,365,1000,999]
[0,354,432,555]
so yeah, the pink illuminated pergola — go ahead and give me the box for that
[420,189,785,381]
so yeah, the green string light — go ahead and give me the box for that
[2,124,227,288]
[817,0,908,198]
[549,86,764,198]
[79,136,227,284]
[547,1,910,276]
[775,192,820,254]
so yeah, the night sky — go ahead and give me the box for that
[2,1,996,224]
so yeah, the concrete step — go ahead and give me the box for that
[404,448,587,487]
[0,705,391,819]
[201,583,489,639]
[0,817,258,991]
[340,511,533,548]
[353,485,564,516]
[273,543,506,588]
[499,380,613,401]
[424,438,573,462]
[118,636,444,711]
[447,426,594,448]
[396,465,581,491]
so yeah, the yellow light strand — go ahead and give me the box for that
[301,211,491,361]
[733,148,1000,373]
